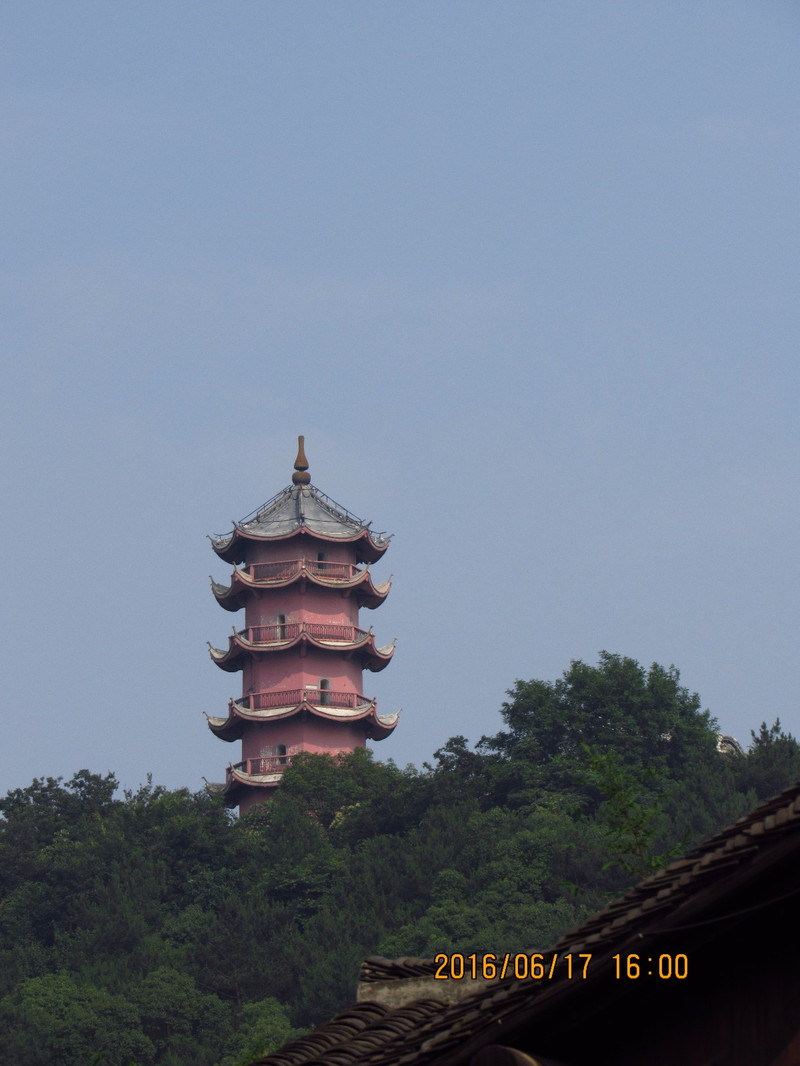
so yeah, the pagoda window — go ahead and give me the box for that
[276,613,286,640]
[276,743,288,765]
[317,551,327,561]
[319,678,331,706]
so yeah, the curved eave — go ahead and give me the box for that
[208,643,244,672]
[226,767,283,790]
[366,708,401,741]
[356,577,391,609]
[205,713,244,742]
[210,577,248,612]
[210,525,388,565]
[208,633,395,672]
[211,568,391,611]
[238,698,379,722]
[209,702,399,744]
[362,642,395,673]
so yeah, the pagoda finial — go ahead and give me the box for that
[292,435,311,485]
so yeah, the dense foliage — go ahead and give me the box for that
[1,653,798,1065]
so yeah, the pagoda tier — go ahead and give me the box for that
[208,623,394,672]
[220,706,395,809]
[206,437,398,814]
[206,691,400,742]
[210,558,391,611]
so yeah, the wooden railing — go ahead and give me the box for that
[247,559,359,583]
[240,622,369,645]
[233,689,373,711]
[248,560,299,582]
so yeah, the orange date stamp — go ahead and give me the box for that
[433,952,593,981]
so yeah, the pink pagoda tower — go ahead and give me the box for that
[206,437,398,813]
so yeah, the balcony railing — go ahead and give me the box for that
[239,622,369,645]
[246,558,360,583]
[234,688,374,711]
[227,756,292,784]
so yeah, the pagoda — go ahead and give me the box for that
[206,437,399,813]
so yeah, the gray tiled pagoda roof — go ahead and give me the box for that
[210,483,390,558]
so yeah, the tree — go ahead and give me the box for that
[131,966,230,1066]
[583,746,682,878]
[738,719,800,801]
[0,972,153,1066]
[219,998,306,1066]
[0,772,118,892]
[483,652,722,809]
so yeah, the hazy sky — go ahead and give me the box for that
[3,2,799,799]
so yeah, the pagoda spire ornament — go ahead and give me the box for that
[206,437,398,813]
[291,435,310,485]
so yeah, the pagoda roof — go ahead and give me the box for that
[208,624,395,673]
[210,482,390,564]
[210,437,391,564]
[210,563,391,612]
[206,698,399,742]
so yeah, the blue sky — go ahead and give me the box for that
[2,2,799,797]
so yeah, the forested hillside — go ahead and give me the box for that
[1,654,798,1066]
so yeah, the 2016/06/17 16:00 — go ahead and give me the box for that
[433,953,690,981]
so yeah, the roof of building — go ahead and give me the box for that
[211,438,390,564]
[252,776,800,1066]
